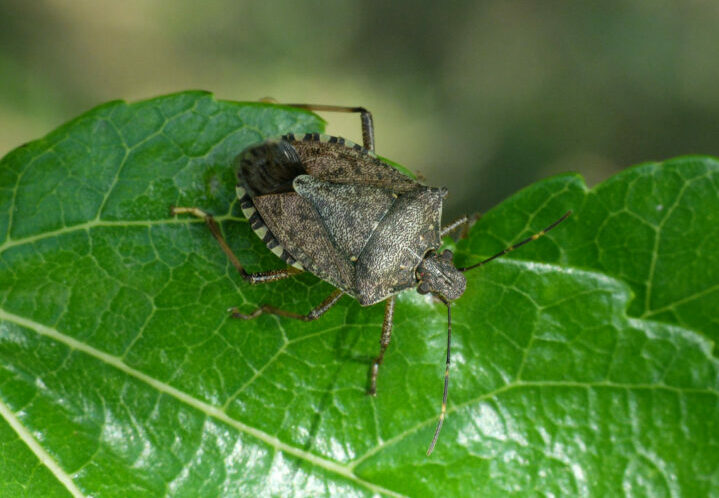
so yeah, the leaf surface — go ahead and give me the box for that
[0,92,717,497]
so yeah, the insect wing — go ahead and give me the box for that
[293,175,395,259]
[253,192,355,292]
[355,187,443,305]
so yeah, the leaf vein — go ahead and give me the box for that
[0,308,407,498]
[0,398,86,498]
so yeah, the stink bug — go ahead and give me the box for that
[172,103,570,455]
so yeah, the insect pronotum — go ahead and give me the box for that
[171,103,570,455]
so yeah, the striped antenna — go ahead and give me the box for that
[427,302,452,455]
[459,211,572,272]
[427,210,571,455]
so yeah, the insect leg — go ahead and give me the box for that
[368,296,396,396]
[171,206,302,284]
[229,289,344,321]
[441,215,469,237]
[441,213,481,238]
[282,103,375,151]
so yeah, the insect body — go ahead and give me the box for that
[171,104,570,455]
[237,135,456,306]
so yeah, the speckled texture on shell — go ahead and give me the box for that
[236,134,444,305]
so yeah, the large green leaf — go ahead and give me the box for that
[0,92,717,497]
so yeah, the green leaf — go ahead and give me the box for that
[0,92,717,497]
[460,160,719,345]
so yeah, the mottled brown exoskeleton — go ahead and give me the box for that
[172,104,570,455]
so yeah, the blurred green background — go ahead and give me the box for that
[2,0,719,219]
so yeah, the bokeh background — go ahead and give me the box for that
[2,0,719,219]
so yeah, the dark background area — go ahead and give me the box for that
[2,0,718,219]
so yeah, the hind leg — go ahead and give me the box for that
[171,206,302,284]
[279,103,375,152]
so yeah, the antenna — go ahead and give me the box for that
[427,301,452,455]
[460,211,572,272]
[427,210,571,455]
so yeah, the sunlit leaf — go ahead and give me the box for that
[0,92,717,497]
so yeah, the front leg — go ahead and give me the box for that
[368,296,396,396]
[441,213,480,238]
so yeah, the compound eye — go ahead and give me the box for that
[417,281,431,295]
[441,249,454,261]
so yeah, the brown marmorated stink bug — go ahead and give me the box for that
[171,103,570,455]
